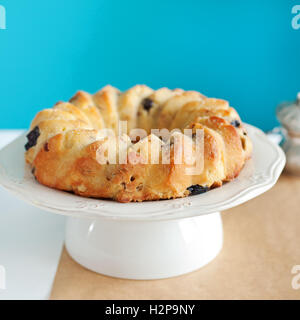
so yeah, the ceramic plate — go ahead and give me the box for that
[0,124,285,221]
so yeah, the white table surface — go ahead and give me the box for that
[0,130,65,300]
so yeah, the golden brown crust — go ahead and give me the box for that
[25,85,252,202]
[137,88,183,133]
[93,85,120,131]
[118,85,153,132]
[69,91,105,129]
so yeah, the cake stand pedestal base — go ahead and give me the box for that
[65,212,223,280]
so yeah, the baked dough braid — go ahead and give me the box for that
[25,85,252,202]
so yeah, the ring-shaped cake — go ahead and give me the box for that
[25,85,252,202]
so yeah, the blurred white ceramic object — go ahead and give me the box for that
[0,124,285,279]
[277,93,300,175]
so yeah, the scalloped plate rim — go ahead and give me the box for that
[0,124,286,221]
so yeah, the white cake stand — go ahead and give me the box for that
[0,124,285,279]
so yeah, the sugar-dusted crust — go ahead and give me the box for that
[25,85,252,202]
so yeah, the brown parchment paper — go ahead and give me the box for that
[50,174,300,300]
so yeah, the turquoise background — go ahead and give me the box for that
[0,0,299,130]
